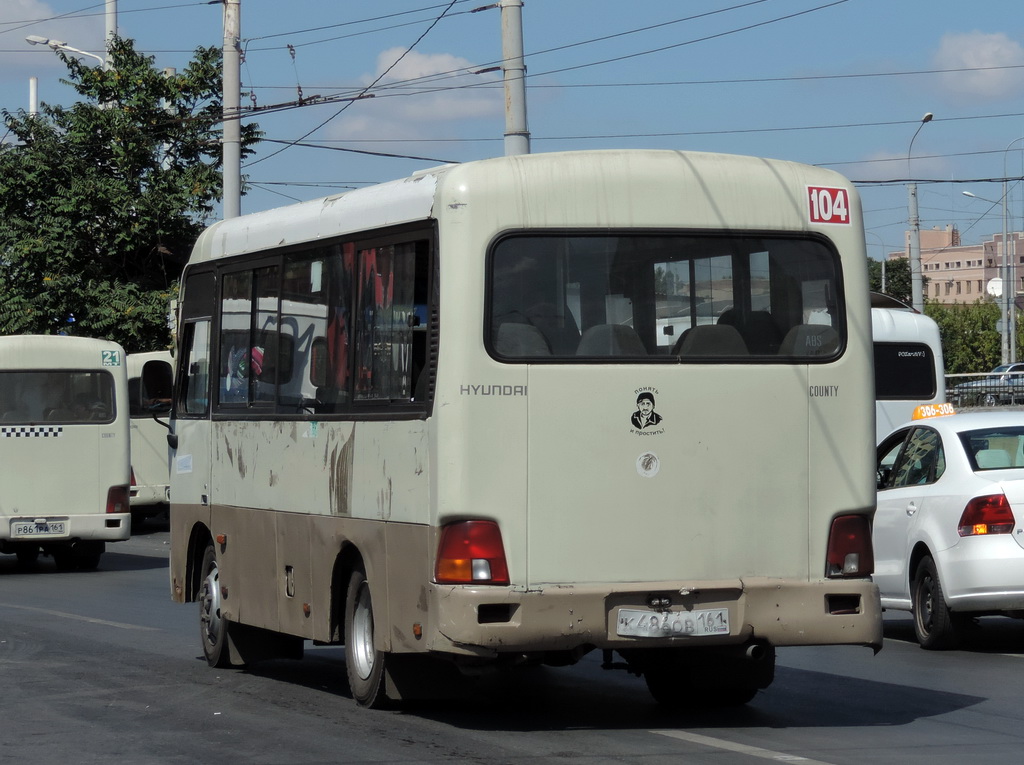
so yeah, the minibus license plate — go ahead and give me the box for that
[617,608,729,638]
[11,520,66,537]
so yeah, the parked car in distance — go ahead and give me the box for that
[950,363,1024,407]
[874,407,1024,648]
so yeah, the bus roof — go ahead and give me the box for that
[0,335,125,369]
[189,149,859,265]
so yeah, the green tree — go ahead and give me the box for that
[925,301,1001,374]
[0,37,261,351]
[868,257,914,306]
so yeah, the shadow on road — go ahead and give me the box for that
[237,644,984,733]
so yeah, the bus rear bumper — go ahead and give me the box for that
[426,577,882,657]
[0,513,131,543]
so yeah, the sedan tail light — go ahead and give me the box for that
[435,520,510,585]
[826,515,874,578]
[958,493,1015,536]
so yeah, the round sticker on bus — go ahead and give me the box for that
[636,452,660,478]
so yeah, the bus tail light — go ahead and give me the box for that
[106,486,129,514]
[435,520,510,585]
[826,515,873,578]
[958,493,1015,536]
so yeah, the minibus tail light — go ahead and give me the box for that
[958,493,1015,536]
[106,486,129,514]
[435,521,510,585]
[826,515,873,578]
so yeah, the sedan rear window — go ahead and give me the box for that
[961,427,1024,471]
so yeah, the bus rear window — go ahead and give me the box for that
[874,342,937,400]
[0,370,115,424]
[488,233,843,362]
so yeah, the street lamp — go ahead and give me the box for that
[907,112,933,313]
[964,189,1011,364]
[25,35,104,66]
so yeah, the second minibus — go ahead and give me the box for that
[0,335,131,569]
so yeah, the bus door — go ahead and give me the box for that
[170,272,216,521]
[489,233,843,587]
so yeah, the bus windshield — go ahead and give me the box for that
[0,370,116,424]
[488,233,842,361]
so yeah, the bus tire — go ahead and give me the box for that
[344,565,389,708]
[74,541,104,570]
[50,544,77,571]
[15,545,40,568]
[198,542,242,668]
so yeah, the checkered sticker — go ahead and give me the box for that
[1,426,64,438]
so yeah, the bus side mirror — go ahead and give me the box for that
[167,432,178,450]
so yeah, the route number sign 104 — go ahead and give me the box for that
[807,186,850,225]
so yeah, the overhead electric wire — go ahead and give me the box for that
[0,1,208,36]
[262,138,458,164]
[245,0,461,168]
[231,0,855,127]
[244,1,477,43]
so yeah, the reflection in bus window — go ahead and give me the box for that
[0,371,115,424]
[489,234,842,361]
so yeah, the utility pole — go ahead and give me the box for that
[222,0,241,219]
[500,0,529,156]
[105,0,116,69]
[906,112,932,313]
[908,182,923,310]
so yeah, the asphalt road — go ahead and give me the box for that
[4,518,1024,765]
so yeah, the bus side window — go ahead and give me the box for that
[180,320,211,416]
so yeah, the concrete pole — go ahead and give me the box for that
[908,182,924,312]
[222,0,241,219]
[29,77,38,116]
[500,0,530,156]
[1005,179,1014,363]
[105,0,116,69]
[906,113,932,314]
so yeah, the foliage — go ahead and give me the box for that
[925,301,1002,375]
[0,37,260,352]
[867,257,914,306]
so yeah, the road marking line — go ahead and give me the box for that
[0,602,157,631]
[651,730,837,764]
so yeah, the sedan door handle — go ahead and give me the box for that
[906,502,918,516]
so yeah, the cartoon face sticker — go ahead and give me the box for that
[631,392,663,430]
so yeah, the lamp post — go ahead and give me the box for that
[964,189,1011,364]
[25,35,104,66]
[907,112,933,313]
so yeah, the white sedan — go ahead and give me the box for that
[874,409,1024,649]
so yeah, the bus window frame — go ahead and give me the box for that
[181,224,436,423]
[484,228,847,365]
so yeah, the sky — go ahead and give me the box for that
[1,0,1023,265]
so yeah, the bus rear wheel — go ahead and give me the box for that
[198,542,242,668]
[344,565,389,708]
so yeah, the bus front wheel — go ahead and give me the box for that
[198,542,242,668]
[344,565,389,708]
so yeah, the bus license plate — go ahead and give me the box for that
[11,520,67,538]
[616,608,729,638]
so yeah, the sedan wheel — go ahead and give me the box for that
[912,555,961,650]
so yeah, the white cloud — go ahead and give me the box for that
[0,0,104,77]
[932,31,1024,102]
[327,48,503,141]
